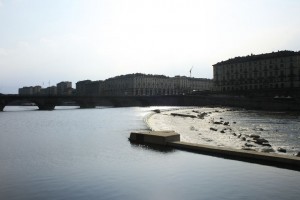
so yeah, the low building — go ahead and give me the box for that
[19,86,41,95]
[213,51,300,93]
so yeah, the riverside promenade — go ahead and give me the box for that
[129,131,300,171]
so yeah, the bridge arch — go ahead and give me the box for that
[0,97,57,111]
[0,99,37,111]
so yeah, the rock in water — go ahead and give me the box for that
[198,113,207,119]
[223,122,230,126]
[171,113,197,118]
[253,138,269,144]
[277,147,287,153]
[250,134,260,139]
[245,143,255,147]
[294,152,300,157]
[262,143,272,147]
[260,148,275,153]
[213,121,223,125]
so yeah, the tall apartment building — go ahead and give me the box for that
[213,51,300,93]
[76,80,92,96]
[76,80,103,96]
[86,81,104,96]
[57,81,72,95]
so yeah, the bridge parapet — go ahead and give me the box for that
[1,94,300,111]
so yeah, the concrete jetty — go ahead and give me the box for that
[129,131,300,171]
[129,131,180,145]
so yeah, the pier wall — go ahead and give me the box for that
[129,131,300,171]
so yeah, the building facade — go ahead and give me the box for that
[213,51,300,93]
[57,81,72,95]
[40,86,57,96]
[18,74,212,97]
[19,86,41,95]
[76,80,92,96]
[102,73,213,96]
[76,80,104,96]
[19,81,73,96]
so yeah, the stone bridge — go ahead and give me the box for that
[0,95,211,111]
[0,94,299,111]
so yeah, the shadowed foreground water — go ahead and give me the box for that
[0,106,299,200]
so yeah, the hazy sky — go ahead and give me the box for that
[1,0,300,93]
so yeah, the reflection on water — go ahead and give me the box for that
[0,106,299,200]
[129,142,176,153]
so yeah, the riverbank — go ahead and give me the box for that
[146,107,300,157]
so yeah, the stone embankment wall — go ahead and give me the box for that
[134,95,300,111]
[187,95,300,111]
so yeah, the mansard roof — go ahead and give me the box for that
[105,73,168,81]
[213,50,300,66]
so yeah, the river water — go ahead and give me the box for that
[0,106,299,200]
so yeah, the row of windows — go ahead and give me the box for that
[216,63,298,74]
[217,78,300,85]
[215,57,297,70]
[105,82,212,89]
[104,88,190,96]
[217,72,300,81]
[135,89,180,96]
[220,82,296,91]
